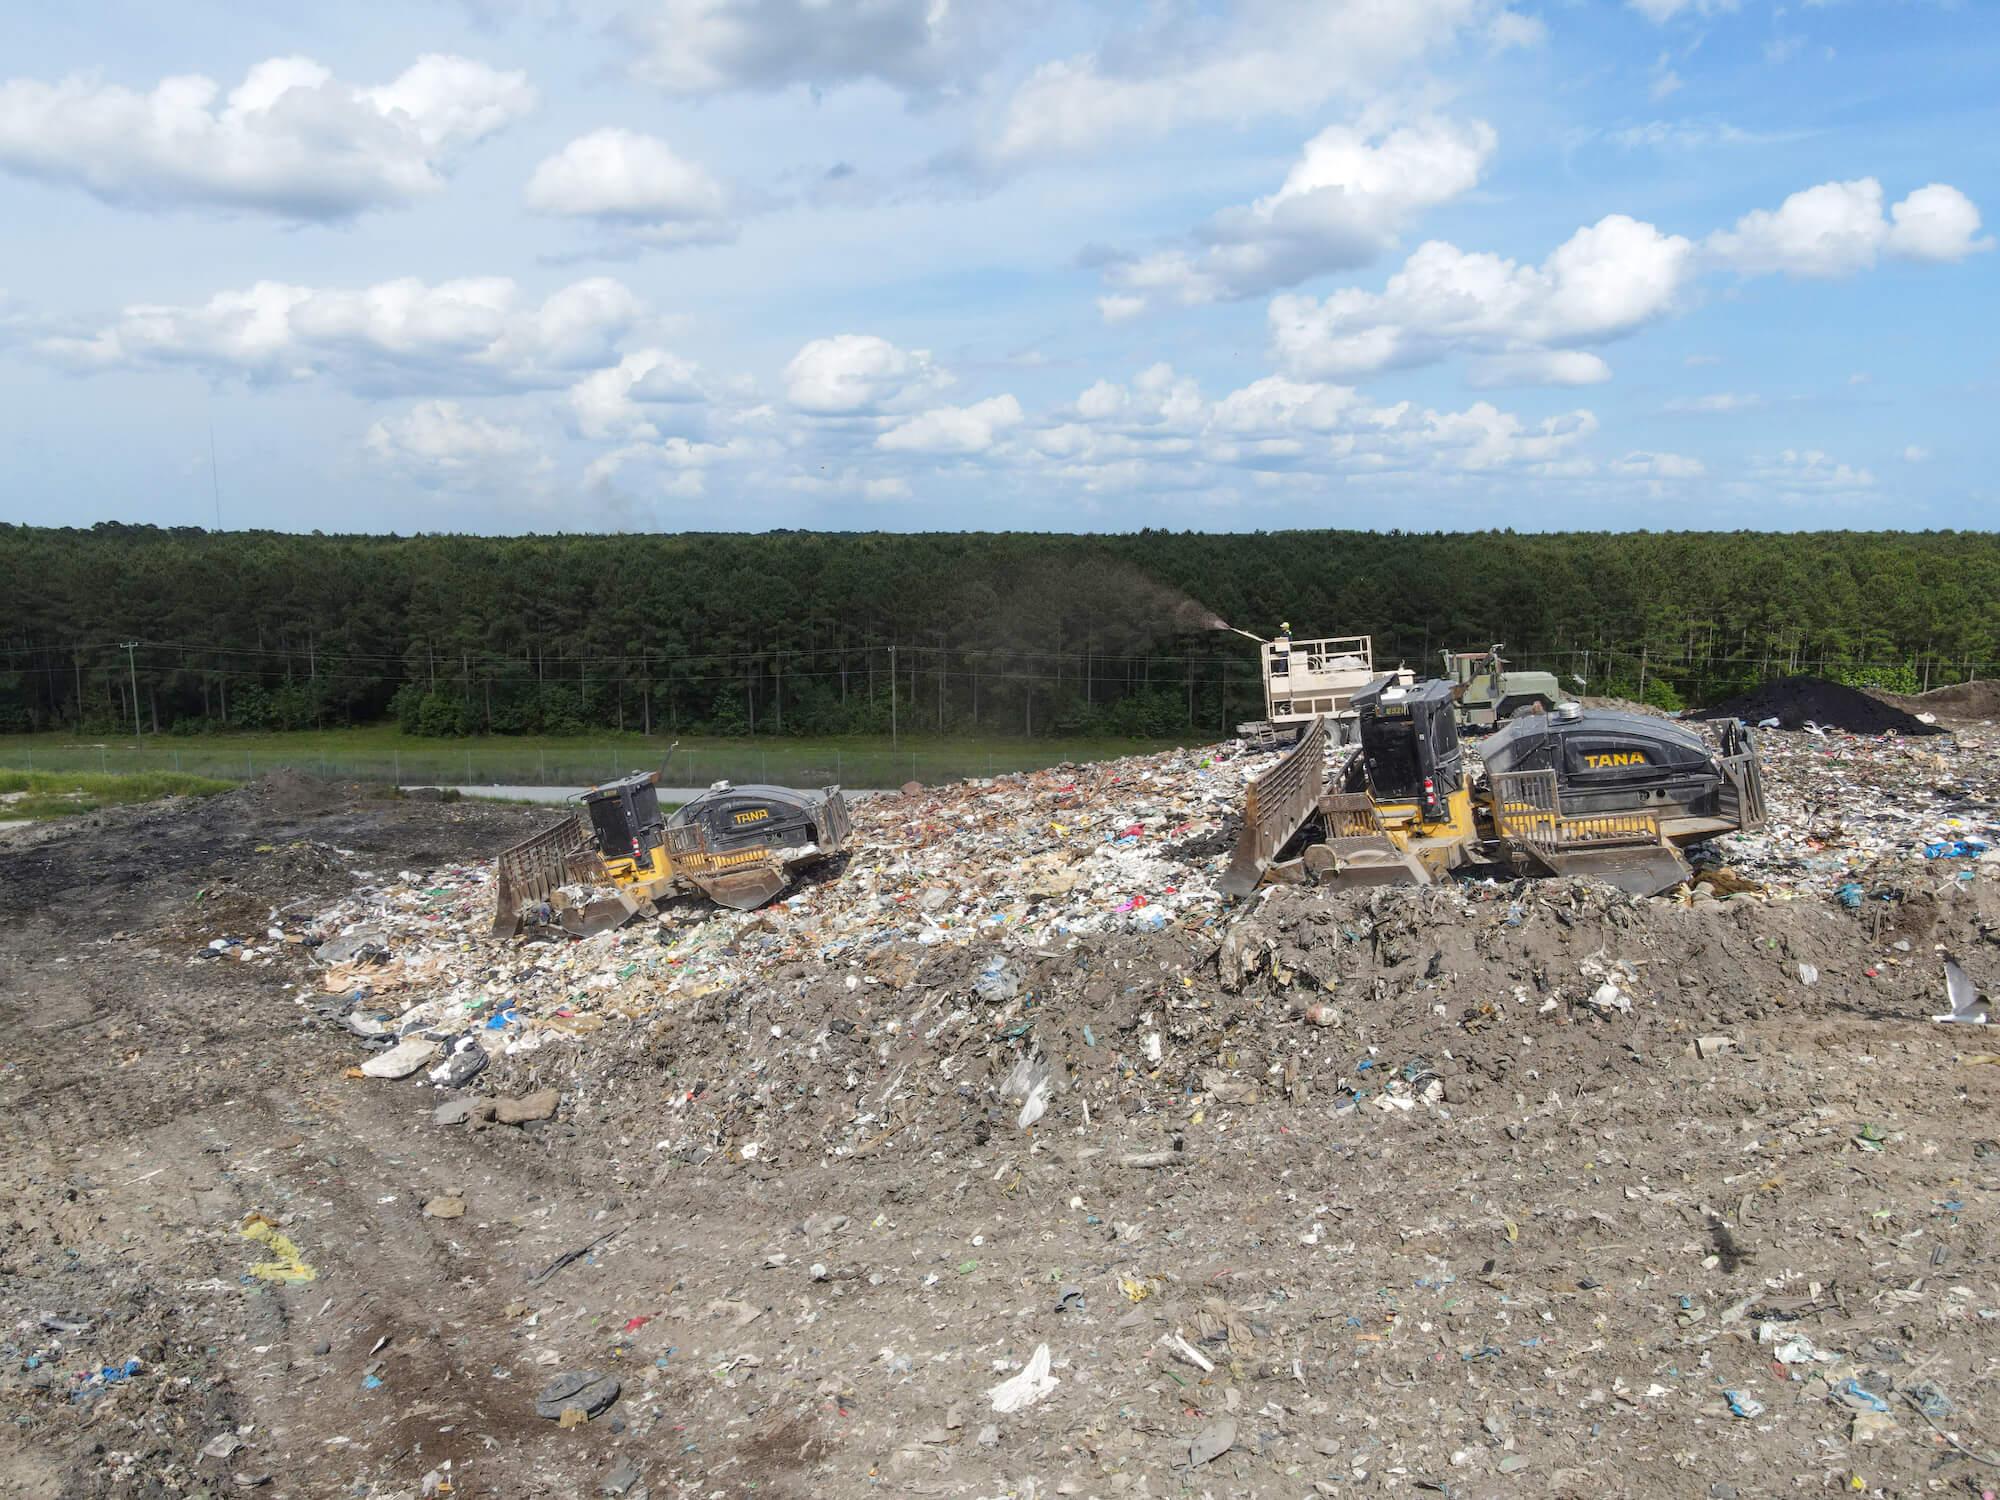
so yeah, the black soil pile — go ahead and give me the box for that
[1699,675,1941,734]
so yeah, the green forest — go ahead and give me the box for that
[2,524,1994,738]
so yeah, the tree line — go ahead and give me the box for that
[1,523,1994,738]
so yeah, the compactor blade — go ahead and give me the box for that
[691,862,790,911]
[1319,836,1432,890]
[1526,842,1690,897]
[492,813,597,936]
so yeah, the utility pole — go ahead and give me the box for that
[120,641,141,746]
[889,643,898,747]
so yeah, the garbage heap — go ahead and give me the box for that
[271,726,2000,1158]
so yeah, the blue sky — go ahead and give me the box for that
[1,0,1994,534]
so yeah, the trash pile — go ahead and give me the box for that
[266,724,2000,1165]
[1717,724,2000,892]
[283,746,1266,1123]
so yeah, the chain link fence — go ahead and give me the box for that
[0,738,1166,793]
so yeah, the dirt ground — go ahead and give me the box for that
[4,753,1999,1500]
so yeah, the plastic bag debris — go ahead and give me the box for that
[987,1343,1058,1412]
[974,957,1021,1002]
[1724,1389,1765,1419]
[240,1215,316,1283]
[1000,1054,1052,1130]
[360,1036,441,1079]
[1188,1417,1237,1467]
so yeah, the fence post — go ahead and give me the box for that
[246,751,253,779]
[466,748,473,784]
[99,746,107,774]
[174,750,181,773]
[835,749,841,783]
[394,750,400,785]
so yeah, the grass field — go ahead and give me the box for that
[0,769,235,820]
[0,726,1194,790]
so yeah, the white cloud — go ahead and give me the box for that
[583,434,763,497]
[1612,450,1706,478]
[0,55,533,219]
[1418,403,1598,472]
[1022,363,1596,492]
[1260,173,1986,389]
[1649,55,1684,102]
[1602,120,1800,151]
[1269,214,1694,381]
[783,334,945,414]
[1628,0,1740,22]
[877,394,1023,454]
[567,348,729,439]
[1750,447,1875,493]
[617,0,1008,97]
[1467,350,1613,387]
[784,468,914,502]
[44,275,642,391]
[526,128,735,246]
[982,1,1529,166]
[365,401,550,490]
[1904,444,1931,464]
[1101,116,1496,313]
[1664,391,1761,413]
[1706,178,1990,276]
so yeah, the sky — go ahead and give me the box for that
[1,0,1995,536]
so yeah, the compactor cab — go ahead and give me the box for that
[582,773,667,872]
[1317,678,1476,887]
[1345,677,1463,818]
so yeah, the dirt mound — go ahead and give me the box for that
[1874,677,2000,724]
[1698,674,1941,735]
[247,767,356,815]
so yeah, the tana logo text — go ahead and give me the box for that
[732,808,771,825]
[1582,751,1648,769]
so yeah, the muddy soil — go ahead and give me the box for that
[3,771,1999,1499]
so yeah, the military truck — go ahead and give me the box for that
[1440,643,1560,731]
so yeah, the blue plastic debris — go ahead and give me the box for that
[1724,1389,1765,1419]
[485,1008,520,1030]
[1910,1383,1953,1419]
[1837,882,1864,909]
[362,1374,383,1390]
[99,1359,141,1384]
[1924,838,1989,860]
[1837,1379,1889,1412]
